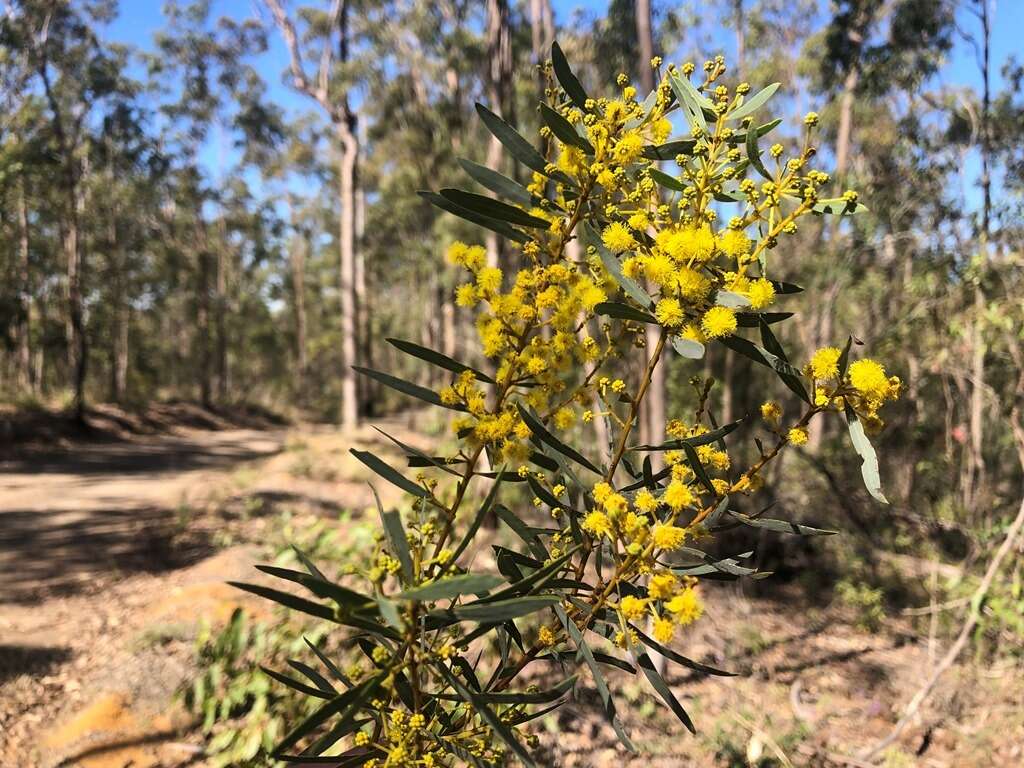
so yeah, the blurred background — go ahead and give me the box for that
[1,1,1023,766]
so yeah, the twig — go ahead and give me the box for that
[858,493,1024,761]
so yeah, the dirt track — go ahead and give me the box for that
[0,428,283,604]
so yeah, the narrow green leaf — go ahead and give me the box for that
[726,510,836,536]
[451,595,560,623]
[649,168,685,191]
[304,638,351,687]
[736,311,792,327]
[376,594,403,629]
[631,625,736,677]
[274,673,384,754]
[719,336,810,403]
[641,138,696,161]
[397,573,505,602]
[439,188,552,229]
[728,82,780,122]
[437,664,536,767]
[494,504,550,561]
[447,470,506,566]
[594,301,657,324]
[228,582,336,622]
[352,449,430,499]
[458,158,532,206]
[812,197,868,215]
[476,103,569,185]
[378,504,415,580]
[437,675,578,705]
[517,404,601,475]
[419,190,530,244]
[745,123,772,180]
[353,365,467,411]
[261,665,332,699]
[287,659,337,695]
[587,226,654,309]
[682,443,716,495]
[845,406,888,503]
[631,419,741,451]
[386,337,493,382]
[551,41,589,111]
[253,565,375,611]
[540,103,594,153]
[636,652,696,734]
[554,605,636,752]
[716,290,752,309]
[373,426,462,478]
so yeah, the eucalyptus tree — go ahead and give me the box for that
[3,0,133,420]
[262,0,371,428]
[148,0,272,405]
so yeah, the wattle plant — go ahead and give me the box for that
[233,43,900,766]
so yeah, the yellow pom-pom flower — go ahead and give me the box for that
[602,222,637,252]
[747,278,776,309]
[701,306,737,338]
[809,346,842,380]
[655,298,685,328]
[582,510,612,538]
[652,616,676,644]
[652,523,687,551]
[848,358,891,402]
[788,427,808,446]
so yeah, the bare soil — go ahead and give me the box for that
[1,407,1021,767]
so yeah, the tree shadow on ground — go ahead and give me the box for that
[0,644,73,684]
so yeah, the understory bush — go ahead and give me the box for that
[231,43,900,766]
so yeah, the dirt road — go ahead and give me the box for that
[0,428,284,604]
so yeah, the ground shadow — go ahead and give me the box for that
[0,504,214,605]
[0,644,73,684]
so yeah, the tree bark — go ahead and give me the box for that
[635,0,665,470]
[216,219,229,402]
[16,181,33,393]
[339,123,360,429]
[290,222,308,396]
[195,219,213,409]
[485,0,514,270]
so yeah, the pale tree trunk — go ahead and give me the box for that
[485,0,514,270]
[529,0,554,94]
[356,180,373,415]
[16,182,32,392]
[196,219,213,409]
[339,123,360,429]
[635,0,665,469]
[290,227,308,396]
[215,219,229,402]
[108,214,128,403]
[66,178,87,422]
[263,0,361,428]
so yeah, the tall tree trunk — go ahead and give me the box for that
[216,220,229,402]
[66,182,87,422]
[356,179,372,415]
[635,0,665,468]
[196,219,213,409]
[485,0,514,270]
[290,226,308,396]
[16,182,32,393]
[338,122,360,429]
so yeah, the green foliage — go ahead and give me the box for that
[835,579,886,632]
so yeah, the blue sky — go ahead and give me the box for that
[104,0,1018,211]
